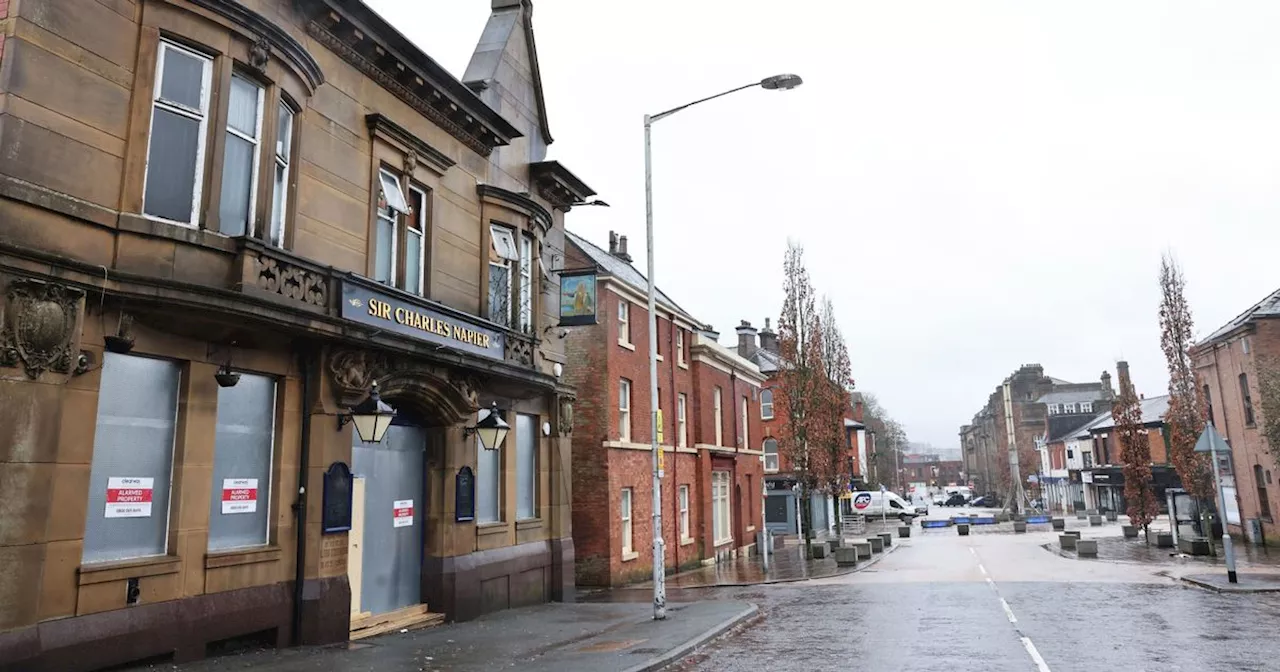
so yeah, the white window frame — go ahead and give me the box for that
[405,185,428,295]
[741,396,749,448]
[621,488,634,555]
[763,438,779,473]
[761,389,774,420]
[677,393,688,448]
[713,387,723,446]
[1047,403,1060,414]
[379,169,410,215]
[676,329,685,365]
[374,168,401,285]
[519,233,533,332]
[269,100,294,247]
[678,484,690,541]
[143,40,214,227]
[712,471,731,545]
[618,300,631,345]
[488,224,518,326]
[219,73,265,236]
[619,378,632,442]
[1063,403,1077,414]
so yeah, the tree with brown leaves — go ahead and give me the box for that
[817,297,855,535]
[1159,255,1214,505]
[1113,371,1159,539]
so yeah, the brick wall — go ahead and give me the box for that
[1193,320,1280,541]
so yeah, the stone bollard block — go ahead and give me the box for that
[1156,532,1174,548]
[868,536,885,553]
[1177,537,1212,556]
[1076,539,1098,557]
[1105,511,1118,522]
[1014,521,1027,533]
[1060,534,1078,550]
[1065,530,1082,539]
[1051,518,1065,531]
[957,524,970,536]
[898,525,911,538]
[1076,510,1087,520]
[827,539,841,552]
[1089,515,1103,526]
[1122,525,1139,539]
[852,542,872,560]
[1087,509,1099,516]
[834,547,859,567]
[879,532,893,548]
[812,543,828,559]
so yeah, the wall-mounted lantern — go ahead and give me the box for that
[466,402,510,451]
[340,380,396,443]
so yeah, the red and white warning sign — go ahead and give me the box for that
[393,499,414,528]
[105,477,154,518]
[221,478,259,514]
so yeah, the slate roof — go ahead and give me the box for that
[1036,389,1102,405]
[747,347,781,375]
[1072,395,1170,436]
[565,230,697,322]
[1199,287,1280,346]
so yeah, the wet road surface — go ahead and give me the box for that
[660,522,1280,671]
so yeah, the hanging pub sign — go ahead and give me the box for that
[456,466,476,522]
[322,462,354,534]
[558,270,598,327]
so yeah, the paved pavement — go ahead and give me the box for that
[132,600,755,672]
[660,521,1280,671]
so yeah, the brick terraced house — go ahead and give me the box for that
[564,232,766,586]
[0,0,594,668]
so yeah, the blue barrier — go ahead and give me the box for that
[970,516,997,525]
[921,519,952,528]
[951,516,971,525]
[1026,515,1051,524]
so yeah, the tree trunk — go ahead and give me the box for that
[831,491,843,547]
[799,483,814,560]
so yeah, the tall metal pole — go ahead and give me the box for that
[1209,440,1238,583]
[1003,381,1022,515]
[643,114,666,620]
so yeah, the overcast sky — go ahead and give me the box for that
[368,0,1280,448]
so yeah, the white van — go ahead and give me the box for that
[843,491,922,522]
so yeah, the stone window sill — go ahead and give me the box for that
[678,361,688,370]
[477,522,509,537]
[714,538,733,548]
[617,340,636,351]
[655,353,664,361]
[79,555,182,586]
[621,550,639,562]
[205,545,283,570]
[680,537,695,547]
[516,518,543,530]
[746,525,756,533]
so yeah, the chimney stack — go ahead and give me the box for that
[1100,370,1114,400]
[608,231,618,255]
[614,234,632,263]
[758,317,778,353]
[702,324,719,341]
[736,320,758,359]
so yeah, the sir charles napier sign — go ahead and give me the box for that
[341,282,505,361]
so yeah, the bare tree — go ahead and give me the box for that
[1158,255,1214,525]
[775,242,828,557]
[1113,371,1159,540]
[817,297,855,539]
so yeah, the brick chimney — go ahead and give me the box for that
[607,231,633,263]
[1100,370,1114,400]
[736,320,758,359]
[758,317,778,353]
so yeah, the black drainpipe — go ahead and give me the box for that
[291,345,315,646]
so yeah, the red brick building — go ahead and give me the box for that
[564,232,766,586]
[1191,288,1280,543]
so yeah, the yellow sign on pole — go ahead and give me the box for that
[656,409,664,444]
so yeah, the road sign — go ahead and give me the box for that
[1194,424,1230,453]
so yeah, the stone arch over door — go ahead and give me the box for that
[327,347,481,426]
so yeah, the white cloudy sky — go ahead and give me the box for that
[367,0,1280,447]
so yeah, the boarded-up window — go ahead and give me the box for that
[208,373,276,551]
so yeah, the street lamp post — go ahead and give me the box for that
[643,73,802,621]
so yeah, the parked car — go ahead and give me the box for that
[944,493,967,507]
[932,493,947,506]
[969,496,995,508]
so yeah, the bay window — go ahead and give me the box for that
[489,225,518,325]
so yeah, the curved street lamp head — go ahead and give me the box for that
[760,74,803,91]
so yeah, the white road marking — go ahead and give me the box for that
[1000,598,1017,623]
[978,564,988,576]
[1022,637,1051,671]
[969,547,978,556]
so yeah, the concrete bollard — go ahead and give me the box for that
[1013,521,1027,533]
[1122,525,1139,538]
[898,525,911,538]
[1156,532,1174,548]
[811,543,828,559]
[852,541,872,560]
[827,539,841,552]
[1105,511,1118,522]
[1076,510,1087,520]
[868,536,885,553]
[1060,534,1078,550]
[957,524,970,536]
[879,532,893,548]
[1089,515,1102,526]
[1076,539,1098,557]
[1051,518,1065,531]
[834,547,859,567]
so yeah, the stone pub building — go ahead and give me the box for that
[0,0,593,669]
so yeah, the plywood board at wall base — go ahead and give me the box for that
[349,604,444,640]
[348,477,366,618]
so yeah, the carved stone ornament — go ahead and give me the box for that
[558,394,574,436]
[249,34,270,71]
[327,348,481,425]
[0,279,85,379]
[255,252,328,308]
[403,150,419,175]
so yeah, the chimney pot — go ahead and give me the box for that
[610,233,633,263]
[608,231,618,255]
